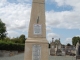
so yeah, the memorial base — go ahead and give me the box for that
[24,38,49,60]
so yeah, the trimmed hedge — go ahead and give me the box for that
[0,40,25,51]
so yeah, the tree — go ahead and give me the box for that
[72,36,80,46]
[11,37,20,43]
[19,34,26,43]
[0,19,6,40]
[4,37,11,42]
[67,43,71,46]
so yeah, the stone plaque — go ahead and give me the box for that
[32,45,41,60]
[34,24,41,35]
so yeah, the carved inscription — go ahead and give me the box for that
[32,45,41,60]
[34,24,41,35]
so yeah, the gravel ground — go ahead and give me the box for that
[0,53,24,60]
[49,56,76,60]
[0,53,76,60]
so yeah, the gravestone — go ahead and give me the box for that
[24,0,49,60]
[76,41,80,60]
[78,46,80,55]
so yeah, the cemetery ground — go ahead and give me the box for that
[0,53,76,60]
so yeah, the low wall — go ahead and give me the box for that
[0,50,18,57]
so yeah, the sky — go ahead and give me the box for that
[0,0,80,45]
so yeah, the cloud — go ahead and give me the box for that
[64,35,80,45]
[0,3,31,30]
[0,0,7,7]
[74,35,80,37]
[0,0,31,37]
[7,30,19,38]
[0,0,80,44]
[17,0,31,3]
[47,33,60,43]
[46,27,52,33]
[50,0,80,7]
[64,38,72,45]
[46,8,80,29]
[50,0,65,6]
[46,0,80,29]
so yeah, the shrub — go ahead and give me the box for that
[0,40,24,52]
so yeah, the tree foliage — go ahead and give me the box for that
[72,36,80,46]
[0,34,26,51]
[11,37,20,43]
[0,19,26,51]
[67,43,71,46]
[0,40,24,51]
[0,19,6,40]
[19,34,26,43]
[11,34,26,44]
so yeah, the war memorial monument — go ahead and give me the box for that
[0,0,79,60]
[24,0,49,60]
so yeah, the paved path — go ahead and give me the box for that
[49,56,76,60]
[0,53,24,60]
[0,53,76,60]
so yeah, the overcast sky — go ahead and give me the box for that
[0,0,80,45]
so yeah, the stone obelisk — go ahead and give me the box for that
[24,0,49,60]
